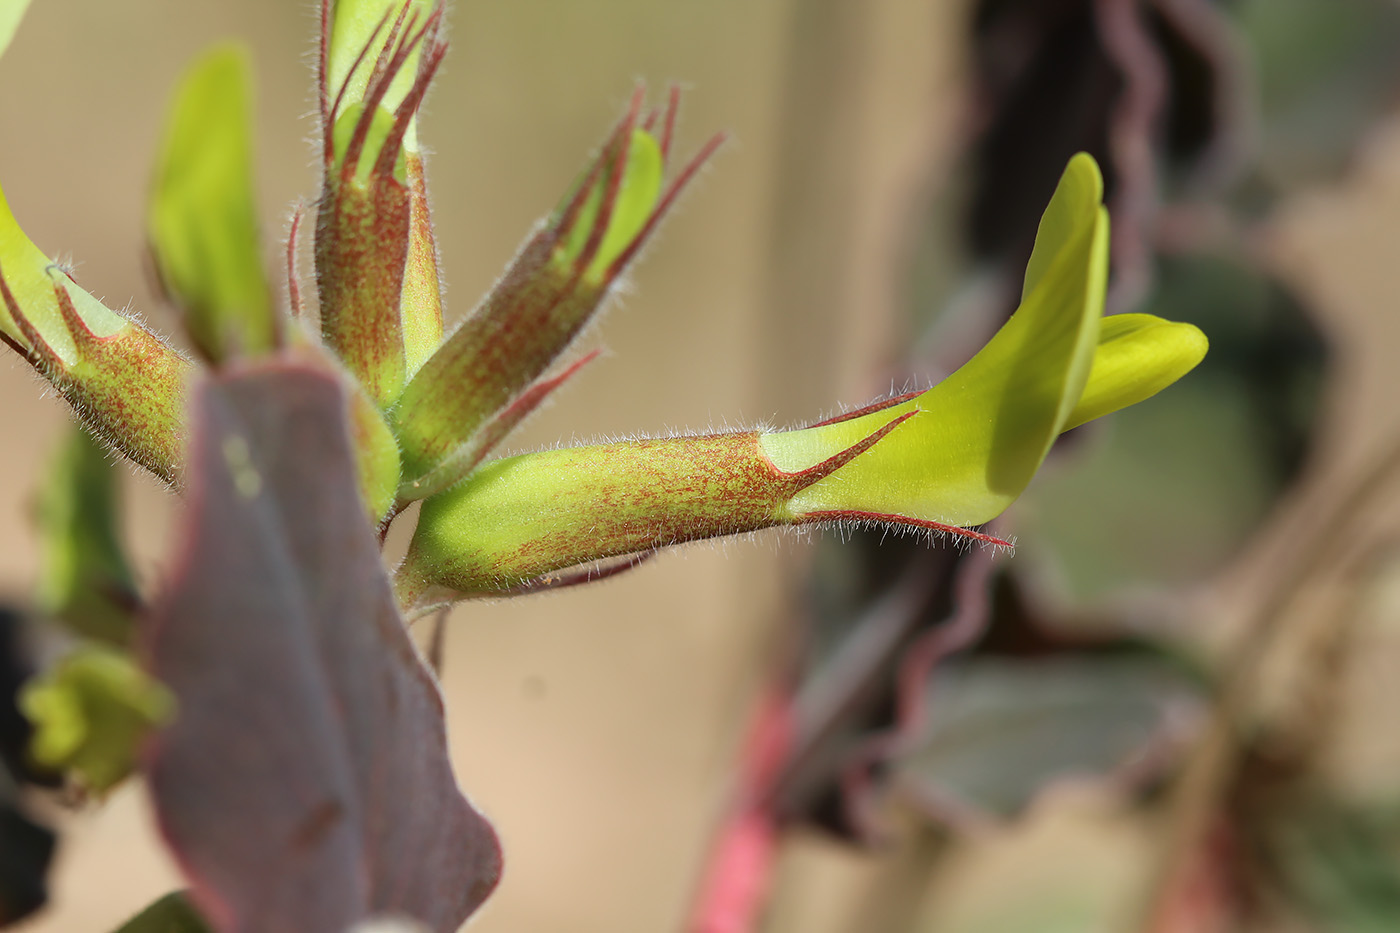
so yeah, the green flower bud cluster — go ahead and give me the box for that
[0,2,1205,617]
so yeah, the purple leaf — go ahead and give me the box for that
[141,359,500,933]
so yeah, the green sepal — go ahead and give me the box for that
[314,165,412,407]
[317,0,448,405]
[392,98,707,501]
[149,42,275,362]
[19,644,174,794]
[1,183,130,357]
[1,182,191,482]
[400,433,789,600]
[35,425,139,646]
[389,239,589,500]
[347,380,401,522]
[398,409,911,600]
[400,151,444,376]
[322,1,444,379]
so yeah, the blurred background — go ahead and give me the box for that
[4,0,1400,930]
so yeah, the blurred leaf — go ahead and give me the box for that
[1268,804,1400,931]
[1238,0,1400,185]
[964,0,1117,264]
[0,802,53,925]
[914,794,1152,933]
[113,891,210,933]
[142,360,500,932]
[775,544,971,841]
[0,607,47,787]
[34,424,138,645]
[0,0,31,62]
[19,644,172,793]
[148,42,274,361]
[963,0,1242,267]
[899,655,1200,818]
[0,608,53,925]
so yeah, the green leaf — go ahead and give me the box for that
[35,424,138,646]
[762,153,1112,527]
[898,656,1201,818]
[19,645,174,793]
[1271,804,1400,931]
[112,892,211,933]
[149,42,274,361]
[0,0,32,62]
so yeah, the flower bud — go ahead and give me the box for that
[760,159,1208,527]
[315,0,446,405]
[390,87,724,503]
[1,184,190,482]
[325,0,444,374]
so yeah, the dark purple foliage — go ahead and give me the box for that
[141,359,500,933]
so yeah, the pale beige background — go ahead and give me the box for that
[13,2,1400,930]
